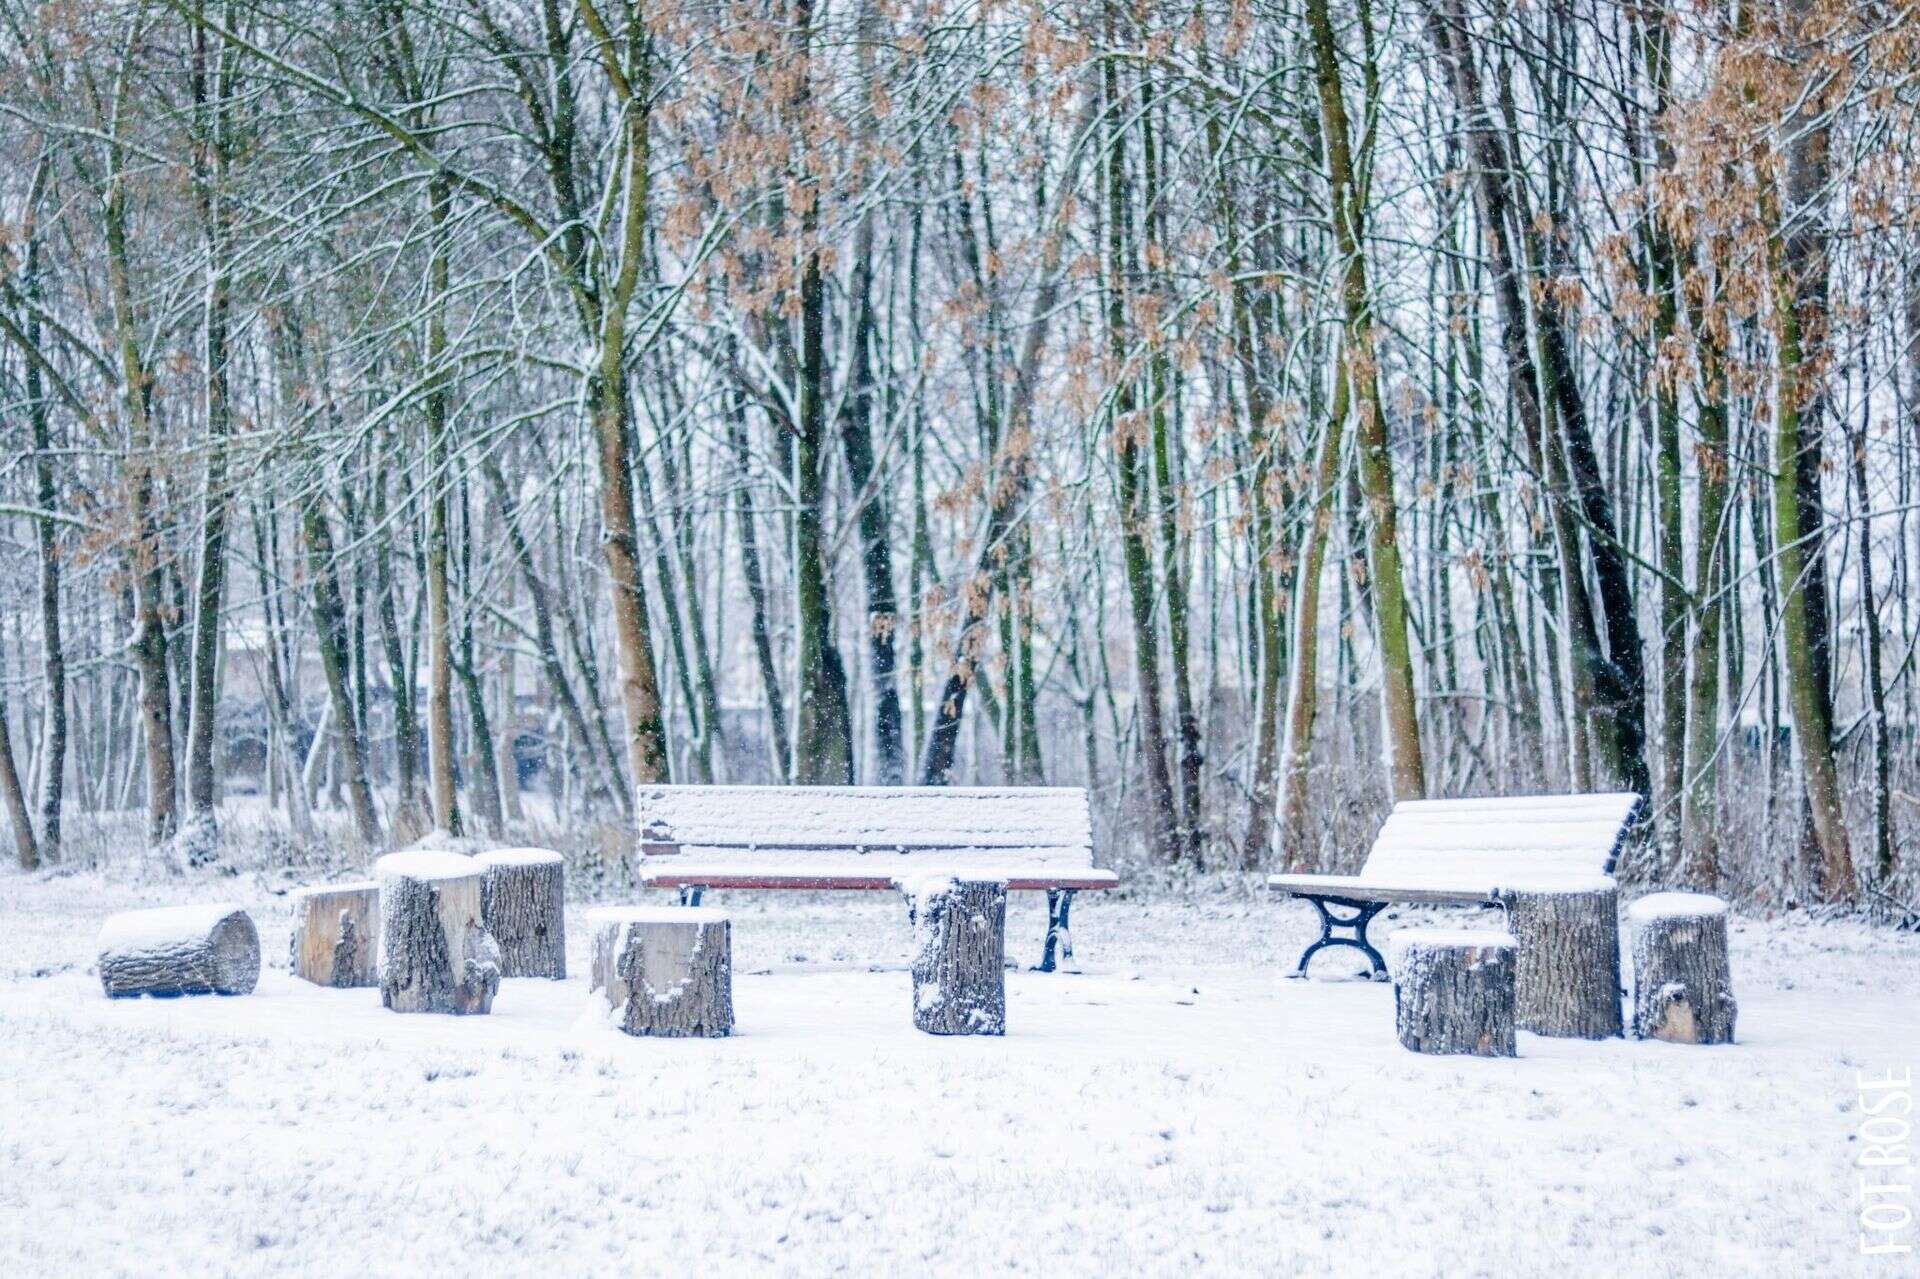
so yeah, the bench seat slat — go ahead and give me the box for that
[640,868,1120,892]
[635,785,1092,850]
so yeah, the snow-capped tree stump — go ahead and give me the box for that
[97,904,260,998]
[477,848,566,980]
[586,906,732,1037]
[288,881,379,987]
[375,851,501,1015]
[903,877,1006,1036]
[1628,893,1736,1044]
[1497,876,1623,1039]
[1389,929,1517,1057]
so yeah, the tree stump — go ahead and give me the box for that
[1389,929,1517,1057]
[902,877,1006,1036]
[1496,876,1623,1039]
[586,907,732,1037]
[375,851,501,1015]
[98,904,260,998]
[288,881,380,987]
[476,848,566,980]
[1627,893,1736,1044]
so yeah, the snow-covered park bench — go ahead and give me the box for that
[633,785,1114,971]
[1269,792,1642,980]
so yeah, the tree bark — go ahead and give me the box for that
[1389,929,1517,1057]
[904,877,1006,1036]
[1627,893,1736,1044]
[1498,880,1623,1039]
[477,848,566,979]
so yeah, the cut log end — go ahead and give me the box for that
[1628,893,1736,1045]
[477,849,566,980]
[376,852,500,1016]
[903,876,1007,1037]
[1389,928,1517,1057]
[587,906,733,1038]
[98,904,261,998]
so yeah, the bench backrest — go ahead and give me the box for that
[635,784,1093,865]
[1359,792,1641,883]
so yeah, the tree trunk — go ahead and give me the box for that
[1309,0,1425,803]
[376,851,500,1015]
[98,904,259,998]
[289,881,379,987]
[588,906,733,1037]
[0,695,35,869]
[904,877,1006,1036]
[1389,929,1517,1057]
[1498,880,1623,1039]
[477,849,566,979]
[1627,893,1736,1044]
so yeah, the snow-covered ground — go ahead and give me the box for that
[1,859,1915,1276]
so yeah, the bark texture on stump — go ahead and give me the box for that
[1628,893,1736,1044]
[376,851,500,1015]
[289,880,379,987]
[903,876,1006,1036]
[98,904,260,998]
[477,848,566,979]
[1497,876,1623,1039]
[587,906,732,1037]
[1389,928,1517,1057]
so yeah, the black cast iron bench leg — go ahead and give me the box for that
[1288,894,1388,980]
[679,886,705,907]
[1034,889,1076,973]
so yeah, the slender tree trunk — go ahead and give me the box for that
[184,18,233,831]
[1310,0,1425,802]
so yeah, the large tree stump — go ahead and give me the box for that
[902,877,1006,1036]
[1389,929,1517,1057]
[476,848,566,979]
[1628,893,1737,1044]
[98,904,260,998]
[288,881,379,987]
[375,851,501,1015]
[586,907,732,1037]
[1496,876,1623,1039]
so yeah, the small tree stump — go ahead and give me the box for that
[98,904,260,998]
[288,881,379,987]
[902,877,1006,1036]
[375,851,501,1015]
[1497,876,1623,1039]
[1627,893,1736,1044]
[476,848,566,980]
[586,907,732,1037]
[1389,928,1517,1057]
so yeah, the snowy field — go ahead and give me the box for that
[1,859,1916,1277]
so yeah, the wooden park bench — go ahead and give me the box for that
[1268,792,1642,980]
[633,785,1115,971]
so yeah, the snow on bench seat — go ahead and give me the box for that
[634,785,1106,892]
